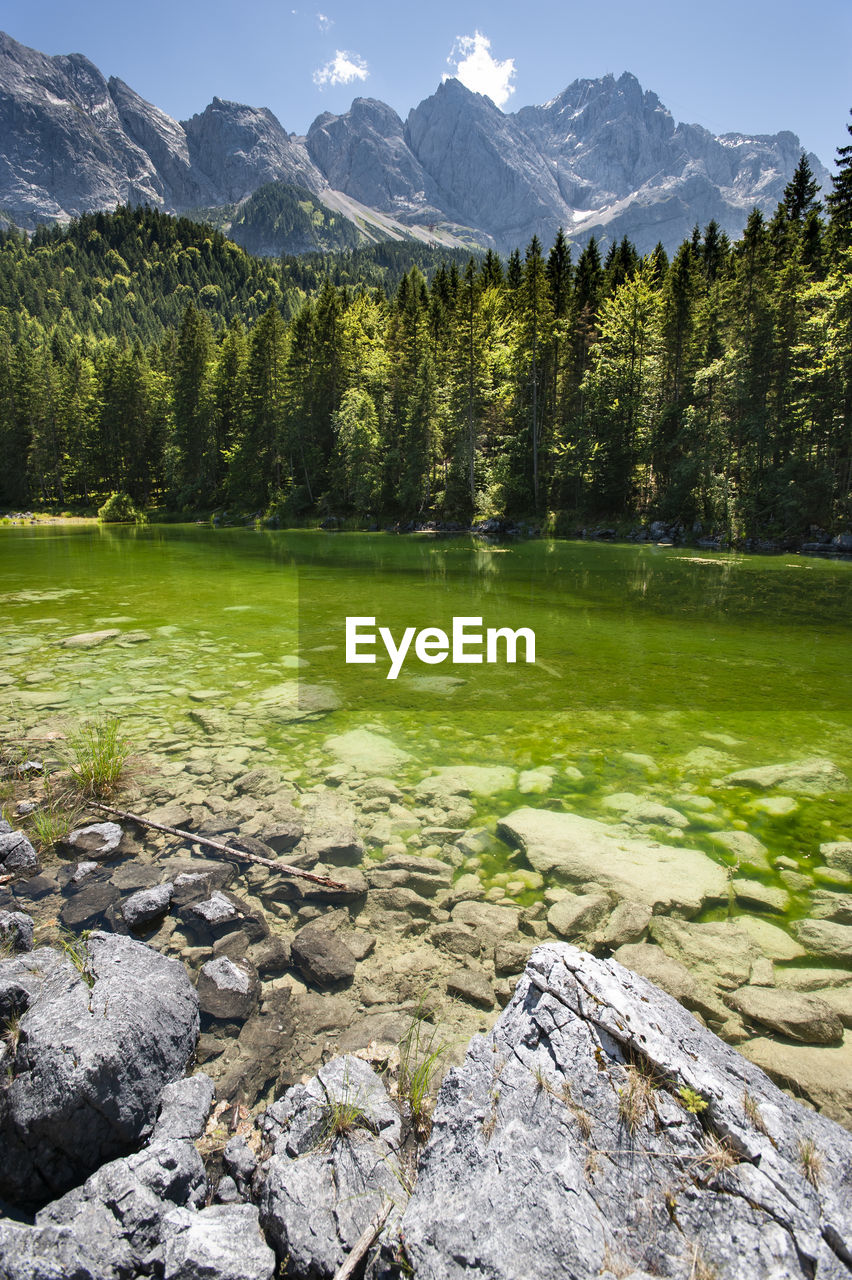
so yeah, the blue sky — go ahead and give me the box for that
[2,0,850,168]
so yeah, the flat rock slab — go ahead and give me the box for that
[649,917,759,991]
[59,629,120,648]
[397,943,852,1280]
[255,681,341,722]
[162,1203,276,1280]
[729,985,844,1044]
[498,807,728,915]
[446,965,495,1008]
[793,919,852,962]
[324,728,411,772]
[416,765,517,800]
[720,758,849,796]
[707,829,771,868]
[741,1035,852,1130]
[821,842,852,875]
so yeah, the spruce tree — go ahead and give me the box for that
[827,109,852,249]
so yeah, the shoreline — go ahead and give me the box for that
[4,507,852,562]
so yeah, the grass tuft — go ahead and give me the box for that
[29,777,78,852]
[798,1137,823,1188]
[66,717,132,799]
[59,928,94,987]
[396,995,448,1141]
[618,1061,657,1134]
[742,1089,768,1136]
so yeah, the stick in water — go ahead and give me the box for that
[87,800,352,892]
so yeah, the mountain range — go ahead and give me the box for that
[0,29,830,256]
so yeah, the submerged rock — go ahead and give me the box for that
[729,985,844,1045]
[793,919,852,961]
[498,807,727,914]
[59,629,121,648]
[290,925,357,987]
[720,758,849,796]
[395,943,852,1279]
[122,881,174,929]
[324,728,411,772]
[415,765,517,801]
[197,956,260,1021]
[820,841,852,876]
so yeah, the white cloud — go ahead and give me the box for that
[313,49,369,88]
[445,30,516,108]
[316,11,332,31]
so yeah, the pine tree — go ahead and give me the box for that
[827,109,852,250]
[783,152,821,223]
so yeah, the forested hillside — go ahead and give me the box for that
[1,141,850,541]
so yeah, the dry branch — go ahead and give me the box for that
[332,1199,393,1280]
[87,800,352,892]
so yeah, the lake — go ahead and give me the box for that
[2,524,851,922]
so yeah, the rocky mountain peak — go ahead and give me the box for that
[0,28,832,255]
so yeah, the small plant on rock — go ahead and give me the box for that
[30,777,77,852]
[742,1089,768,1136]
[798,1137,823,1188]
[618,1061,657,1134]
[66,716,132,799]
[59,928,94,987]
[677,1085,709,1116]
[2,1013,22,1054]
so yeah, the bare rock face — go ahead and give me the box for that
[406,77,567,249]
[0,932,199,1208]
[394,943,852,1280]
[0,29,827,254]
[306,97,443,218]
[181,97,322,204]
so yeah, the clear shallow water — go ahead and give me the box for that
[2,525,851,917]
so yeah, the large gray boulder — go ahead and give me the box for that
[0,933,199,1207]
[259,1056,402,1278]
[395,943,852,1280]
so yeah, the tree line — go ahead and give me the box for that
[1,131,851,540]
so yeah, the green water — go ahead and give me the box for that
[2,525,851,912]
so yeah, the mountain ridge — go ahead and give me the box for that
[0,29,829,254]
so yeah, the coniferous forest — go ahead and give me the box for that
[1,135,851,542]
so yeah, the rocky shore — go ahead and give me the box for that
[3,697,852,1276]
[1,929,851,1279]
[2,735,852,1133]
